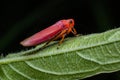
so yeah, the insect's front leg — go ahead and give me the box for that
[71,27,77,36]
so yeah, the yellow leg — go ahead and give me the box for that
[42,28,77,48]
[67,27,72,34]
[42,30,67,48]
[53,30,67,40]
[42,38,54,48]
[58,34,65,46]
[71,27,77,36]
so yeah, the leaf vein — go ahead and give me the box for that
[8,64,34,80]
[1,66,13,80]
[114,43,120,54]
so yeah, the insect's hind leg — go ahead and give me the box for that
[42,30,67,48]
[41,36,57,48]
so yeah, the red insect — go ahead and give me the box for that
[20,19,77,47]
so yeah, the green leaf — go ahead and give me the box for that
[0,28,120,80]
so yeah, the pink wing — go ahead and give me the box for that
[20,21,65,46]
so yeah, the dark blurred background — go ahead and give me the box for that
[0,0,120,80]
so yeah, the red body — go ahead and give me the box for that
[20,19,75,46]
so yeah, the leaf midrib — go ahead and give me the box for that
[0,36,119,65]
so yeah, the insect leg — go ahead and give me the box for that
[42,30,67,48]
[58,34,66,46]
[67,27,72,34]
[53,30,66,40]
[42,38,54,48]
[71,27,77,36]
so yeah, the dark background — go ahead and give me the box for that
[0,0,120,80]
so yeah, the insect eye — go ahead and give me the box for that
[69,20,73,24]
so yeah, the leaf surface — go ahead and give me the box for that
[0,28,120,80]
